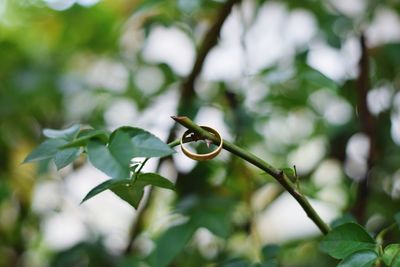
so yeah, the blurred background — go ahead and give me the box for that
[1,0,400,266]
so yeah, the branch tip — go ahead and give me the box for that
[171,116,188,122]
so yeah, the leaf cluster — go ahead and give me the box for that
[24,124,176,208]
[321,219,400,267]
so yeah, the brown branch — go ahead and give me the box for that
[123,0,241,255]
[123,186,153,254]
[180,0,241,100]
[351,33,377,223]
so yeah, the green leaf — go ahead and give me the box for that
[178,0,200,13]
[25,126,84,168]
[192,210,230,238]
[183,196,234,238]
[259,244,279,267]
[383,244,400,267]
[81,179,128,203]
[261,244,279,261]
[331,214,357,228]
[281,167,296,181]
[281,167,295,176]
[137,173,175,190]
[114,127,175,158]
[302,65,338,91]
[320,223,376,259]
[81,179,145,209]
[222,259,251,267]
[134,0,163,13]
[108,131,136,166]
[23,139,68,163]
[147,221,197,267]
[54,147,81,170]
[395,213,400,230]
[110,184,144,209]
[43,124,80,140]
[256,262,278,267]
[119,255,142,267]
[176,194,235,238]
[62,129,109,148]
[87,136,135,178]
[337,250,378,267]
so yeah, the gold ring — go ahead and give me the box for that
[180,126,223,161]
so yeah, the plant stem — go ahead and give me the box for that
[352,33,376,223]
[376,223,397,245]
[171,116,330,235]
[180,0,241,101]
[124,138,182,254]
[169,139,181,148]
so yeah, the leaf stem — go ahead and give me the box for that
[376,223,397,245]
[168,139,181,148]
[131,139,181,184]
[171,116,330,235]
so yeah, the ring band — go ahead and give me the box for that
[180,126,223,161]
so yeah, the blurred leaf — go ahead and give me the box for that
[259,244,280,267]
[134,0,164,12]
[0,179,10,203]
[23,138,67,163]
[137,173,175,190]
[301,65,338,91]
[222,259,251,267]
[147,220,197,267]
[255,263,278,267]
[192,209,230,238]
[372,43,400,81]
[178,0,201,13]
[266,62,339,109]
[320,223,376,259]
[395,212,400,230]
[59,5,121,53]
[43,124,80,140]
[53,147,80,170]
[337,250,377,267]
[382,244,400,267]
[50,240,114,267]
[182,196,234,238]
[261,244,280,261]
[118,256,143,267]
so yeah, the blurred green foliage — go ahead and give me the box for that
[1,0,400,266]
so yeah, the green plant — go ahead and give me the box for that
[4,0,399,266]
[24,116,400,267]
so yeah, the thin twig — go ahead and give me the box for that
[123,138,188,255]
[180,0,241,100]
[171,116,330,235]
[352,33,376,223]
